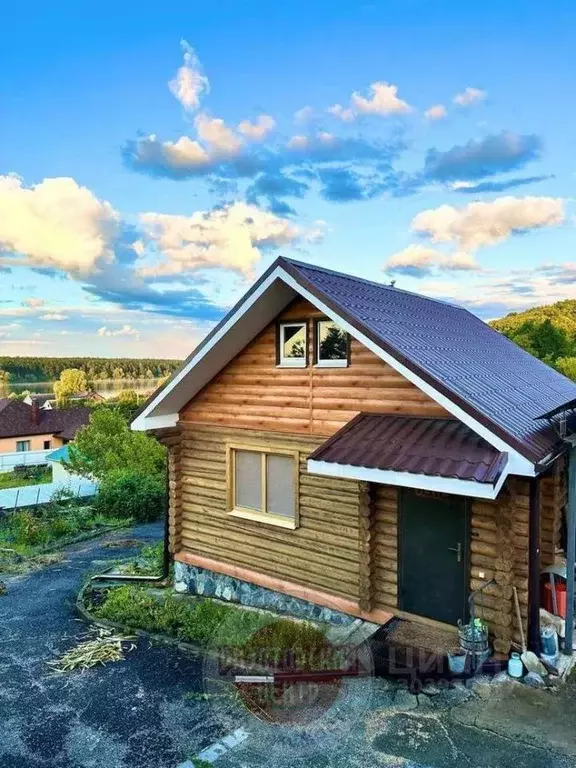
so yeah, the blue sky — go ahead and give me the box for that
[1,0,574,359]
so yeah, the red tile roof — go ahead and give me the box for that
[309,413,508,485]
[0,399,91,440]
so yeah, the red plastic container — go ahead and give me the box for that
[543,581,567,618]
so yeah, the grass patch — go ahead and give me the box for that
[0,466,52,490]
[91,585,337,671]
[0,502,128,562]
[123,541,165,576]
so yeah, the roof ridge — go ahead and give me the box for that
[280,256,466,312]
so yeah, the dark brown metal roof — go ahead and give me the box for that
[309,413,508,485]
[0,399,91,440]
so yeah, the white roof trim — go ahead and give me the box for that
[307,459,509,500]
[133,265,536,476]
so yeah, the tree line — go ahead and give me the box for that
[0,356,182,383]
[491,299,576,381]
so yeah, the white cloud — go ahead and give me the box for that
[294,106,315,123]
[139,202,303,279]
[23,297,45,308]
[453,87,486,107]
[350,82,412,116]
[237,115,276,141]
[0,174,122,274]
[386,244,479,275]
[412,196,565,253]
[140,134,211,169]
[194,113,242,155]
[425,104,447,120]
[97,324,140,339]
[287,135,309,150]
[40,313,68,321]
[328,104,355,122]
[168,40,209,112]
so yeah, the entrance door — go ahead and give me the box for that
[399,489,469,625]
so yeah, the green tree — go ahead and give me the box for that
[53,368,88,404]
[66,408,166,481]
[556,357,576,382]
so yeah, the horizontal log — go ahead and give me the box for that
[180,534,359,600]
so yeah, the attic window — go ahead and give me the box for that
[315,319,349,367]
[278,322,307,367]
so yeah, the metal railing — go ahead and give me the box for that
[0,449,52,473]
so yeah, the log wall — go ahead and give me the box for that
[176,423,364,601]
[181,297,448,436]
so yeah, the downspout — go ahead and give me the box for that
[528,477,541,653]
[91,464,171,585]
[564,443,576,655]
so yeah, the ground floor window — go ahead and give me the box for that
[227,444,299,529]
[16,440,31,452]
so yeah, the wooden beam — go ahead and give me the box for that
[528,477,541,653]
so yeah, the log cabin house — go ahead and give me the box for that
[133,258,576,657]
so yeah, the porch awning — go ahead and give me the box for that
[307,414,509,500]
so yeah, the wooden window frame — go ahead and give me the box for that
[276,320,308,368]
[226,443,300,530]
[313,318,350,368]
[15,440,31,452]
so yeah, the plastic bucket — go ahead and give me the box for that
[543,581,567,618]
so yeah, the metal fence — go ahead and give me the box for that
[0,449,52,473]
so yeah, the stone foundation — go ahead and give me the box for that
[174,561,356,626]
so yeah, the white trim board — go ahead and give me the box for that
[133,265,536,477]
[307,459,509,500]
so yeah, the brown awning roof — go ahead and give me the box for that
[309,413,508,485]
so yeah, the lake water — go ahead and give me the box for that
[1,378,162,400]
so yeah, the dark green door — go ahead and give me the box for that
[399,489,469,625]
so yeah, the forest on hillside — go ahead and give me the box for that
[0,356,182,383]
[491,299,576,381]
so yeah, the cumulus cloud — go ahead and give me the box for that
[425,105,447,120]
[169,40,209,112]
[453,87,486,107]
[139,201,304,279]
[385,244,479,277]
[40,313,68,321]
[329,82,412,122]
[423,132,542,182]
[194,113,242,155]
[237,115,276,141]
[23,297,45,308]
[0,174,122,274]
[97,324,140,339]
[412,196,565,253]
[293,106,315,123]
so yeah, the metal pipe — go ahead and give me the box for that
[564,445,576,655]
[528,476,541,653]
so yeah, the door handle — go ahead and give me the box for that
[448,542,462,563]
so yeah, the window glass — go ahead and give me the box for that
[266,454,295,518]
[43,440,51,450]
[235,450,262,511]
[281,323,306,359]
[16,440,31,452]
[318,320,348,360]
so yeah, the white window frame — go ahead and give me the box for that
[315,319,349,368]
[278,321,307,368]
[226,444,299,530]
[16,440,31,452]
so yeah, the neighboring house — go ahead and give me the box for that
[132,257,576,656]
[0,398,91,455]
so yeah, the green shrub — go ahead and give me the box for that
[94,469,166,523]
